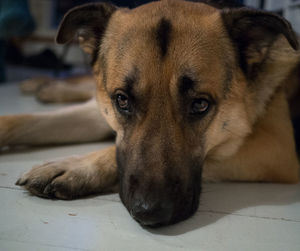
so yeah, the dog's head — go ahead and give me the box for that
[56,0,299,226]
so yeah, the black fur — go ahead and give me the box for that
[56,3,117,65]
[179,75,195,95]
[155,18,172,58]
[221,8,298,79]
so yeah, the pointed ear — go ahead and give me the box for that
[56,3,117,54]
[222,8,299,79]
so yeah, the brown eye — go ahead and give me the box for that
[116,93,130,112]
[190,98,210,115]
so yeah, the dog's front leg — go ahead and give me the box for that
[16,146,118,199]
[0,99,113,147]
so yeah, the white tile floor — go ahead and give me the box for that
[1,83,300,251]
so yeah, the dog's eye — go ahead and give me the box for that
[116,93,130,112]
[190,98,210,115]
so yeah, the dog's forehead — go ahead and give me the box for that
[101,0,231,97]
[110,0,222,50]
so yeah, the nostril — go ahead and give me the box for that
[130,202,147,218]
[130,201,172,226]
[131,202,150,216]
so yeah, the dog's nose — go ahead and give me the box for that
[130,201,173,227]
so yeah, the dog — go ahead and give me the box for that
[1,0,300,227]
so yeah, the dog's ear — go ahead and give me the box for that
[56,3,117,54]
[222,8,299,79]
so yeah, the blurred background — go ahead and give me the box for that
[0,0,299,84]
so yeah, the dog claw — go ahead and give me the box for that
[43,184,56,196]
[15,178,27,186]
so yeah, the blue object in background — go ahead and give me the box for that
[0,0,35,82]
[0,40,5,82]
[0,0,35,38]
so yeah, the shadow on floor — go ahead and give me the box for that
[147,182,300,236]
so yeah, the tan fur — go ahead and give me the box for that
[20,75,95,103]
[204,90,299,183]
[0,99,112,147]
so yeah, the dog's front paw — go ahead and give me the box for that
[20,77,51,94]
[16,157,102,199]
[36,82,65,103]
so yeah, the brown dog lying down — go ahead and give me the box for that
[1,0,300,227]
